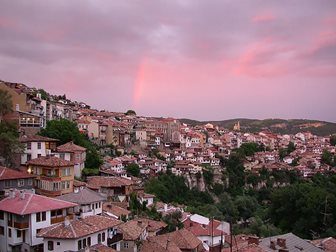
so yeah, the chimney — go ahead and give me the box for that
[270,241,276,250]
[164,203,168,212]
[277,238,286,248]
[20,190,25,200]
[248,236,259,245]
[64,217,71,227]
[9,189,15,199]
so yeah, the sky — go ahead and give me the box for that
[0,0,335,122]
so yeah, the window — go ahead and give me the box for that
[47,241,54,251]
[28,179,33,186]
[57,242,60,246]
[60,153,65,160]
[8,228,11,237]
[17,230,21,238]
[36,212,46,222]
[83,238,87,248]
[0,211,4,220]
[36,228,41,234]
[124,242,129,248]
[102,232,105,242]
[37,142,41,149]
[18,179,24,187]
[36,212,41,222]
[0,226,4,235]
[37,154,41,158]
[78,240,82,250]
[27,154,32,161]
[96,203,98,209]
[62,168,70,176]
[4,180,10,188]
[98,233,101,243]
[87,237,91,246]
[27,142,31,150]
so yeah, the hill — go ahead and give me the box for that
[179,118,336,136]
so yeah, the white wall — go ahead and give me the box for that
[21,142,47,164]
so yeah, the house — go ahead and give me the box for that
[0,189,77,252]
[103,202,130,220]
[140,236,182,252]
[183,214,229,251]
[118,219,148,252]
[135,218,167,237]
[137,192,155,207]
[37,215,122,252]
[311,237,336,252]
[56,141,86,178]
[86,176,134,202]
[20,135,58,165]
[0,166,35,197]
[27,156,75,197]
[56,187,106,219]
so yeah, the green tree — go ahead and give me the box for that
[330,135,336,146]
[0,90,13,118]
[126,163,140,177]
[125,110,136,116]
[287,142,296,154]
[321,150,334,166]
[0,121,23,167]
[234,195,259,221]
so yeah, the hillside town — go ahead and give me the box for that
[1,80,336,252]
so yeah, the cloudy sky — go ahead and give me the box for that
[1,0,335,121]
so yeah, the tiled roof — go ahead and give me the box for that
[89,244,117,252]
[56,188,106,205]
[86,176,133,190]
[73,180,87,187]
[0,190,77,215]
[136,218,167,233]
[103,202,130,218]
[159,229,202,250]
[57,141,86,152]
[118,219,147,241]
[27,156,74,167]
[259,233,323,252]
[38,215,122,239]
[140,236,182,252]
[20,135,58,143]
[0,166,35,180]
[311,237,336,252]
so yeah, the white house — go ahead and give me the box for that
[0,189,77,252]
[38,215,122,252]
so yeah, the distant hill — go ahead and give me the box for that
[179,118,336,136]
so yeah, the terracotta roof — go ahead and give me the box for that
[103,202,130,218]
[86,176,133,190]
[136,218,167,233]
[0,190,77,215]
[159,229,202,250]
[38,215,122,239]
[27,156,74,167]
[56,188,106,205]
[0,166,35,180]
[73,180,87,187]
[20,135,58,143]
[89,244,117,252]
[57,141,86,152]
[118,219,147,241]
[140,236,182,252]
[311,237,336,252]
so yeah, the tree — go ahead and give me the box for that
[331,135,336,146]
[126,163,140,177]
[0,90,12,118]
[125,110,136,116]
[321,150,334,166]
[0,121,23,167]
[287,142,296,154]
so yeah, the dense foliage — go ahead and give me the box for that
[126,163,140,177]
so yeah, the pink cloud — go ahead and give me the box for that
[252,13,276,23]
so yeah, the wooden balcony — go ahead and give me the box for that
[51,214,74,225]
[14,221,29,229]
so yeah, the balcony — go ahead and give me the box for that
[51,214,74,225]
[14,221,29,229]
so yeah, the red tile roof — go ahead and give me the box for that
[0,166,35,180]
[38,215,122,239]
[0,190,77,215]
[27,156,74,167]
[57,141,86,152]
[157,229,202,250]
[86,176,133,190]
[20,135,58,143]
[103,202,130,218]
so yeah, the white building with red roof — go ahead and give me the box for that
[0,190,77,252]
[182,214,229,251]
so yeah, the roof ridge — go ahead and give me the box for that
[21,193,34,215]
[69,222,78,237]
[0,167,6,177]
